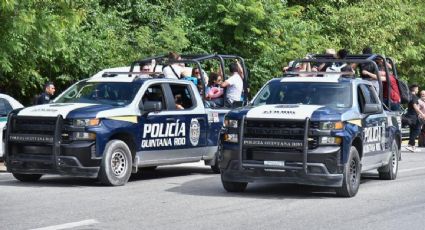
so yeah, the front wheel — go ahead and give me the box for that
[98,140,133,186]
[13,173,42,182]
[335,146,361,197]
[378,140,399,180]
[221,174,247,192]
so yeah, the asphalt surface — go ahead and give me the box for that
[1,147,425,230]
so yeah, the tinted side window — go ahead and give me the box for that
[359,84,380,104]
[0,98,13,116]
[141,84,166,110]
[170,84,195,110]
[357,86,366,113]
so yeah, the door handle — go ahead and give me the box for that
[166,118,176,122]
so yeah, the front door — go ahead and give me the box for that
[358,84,388,168]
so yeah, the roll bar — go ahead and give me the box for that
[291,54,394,109]
[129,54,249,103]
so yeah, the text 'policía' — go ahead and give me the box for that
[142,120,186,148]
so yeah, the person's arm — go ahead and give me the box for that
[317,63,326,71]
[362,70,378,79]
[220,80,230,88]
[236,60,244,78]
[413,103,425,119]
[36,94,45,105]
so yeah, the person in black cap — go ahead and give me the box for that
[35,82,56,105]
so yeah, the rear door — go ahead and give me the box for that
[165,82,208,158]
[137,82,207,165]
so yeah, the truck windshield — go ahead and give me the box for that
[252,81,352,108]
[55,81,142,106]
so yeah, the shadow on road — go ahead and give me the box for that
[0,176,100,187]
[166,176,340,199]
[165,171,387,199]
[130,165,214,181]
[0,165,215,187]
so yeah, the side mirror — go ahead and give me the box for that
[363,103,382,114]
[142,101,162,113]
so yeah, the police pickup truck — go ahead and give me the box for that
[4,54,249,186]
[219,55,401,197]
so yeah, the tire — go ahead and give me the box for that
[12,173,42,182]
[378,140,399,180]
[210,153,220,174]
[221,174,247,192]
[98,140,133,186]
[210,165,220,174]
[335,146,361,197]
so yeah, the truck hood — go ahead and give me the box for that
[17,103,110,119]
[246,104,325,120]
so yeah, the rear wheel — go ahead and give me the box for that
[98,140,132,186]
[13,173,42,182]
[335,146,361,197]
[221,174,247,192]
[378,140,399,180]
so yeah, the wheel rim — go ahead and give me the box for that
[349,158,359,188]
[391,145,398,175]
[111,150,127,177]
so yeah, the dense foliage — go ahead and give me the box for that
[1,0,424,104]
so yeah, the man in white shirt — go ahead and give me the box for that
[221,61,244,107]
[163,52,183,79]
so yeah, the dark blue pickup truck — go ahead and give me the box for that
[219,54,402,197]
[4,54,249,186]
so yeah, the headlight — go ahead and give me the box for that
[319,121,344,130]
[73,132,96,140]
[73,118,100,127]
[224,134,238,143]
[319,136,342,145]
[224,119,238,128]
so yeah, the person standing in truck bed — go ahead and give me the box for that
[220,60,243,107]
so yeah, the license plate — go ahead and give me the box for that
[264,161,285,167]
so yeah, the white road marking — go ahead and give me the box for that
[30,219,99,230]
[399,166,425,173]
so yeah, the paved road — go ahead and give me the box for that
[1,148,425,230]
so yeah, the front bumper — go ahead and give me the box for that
[5,115,101,178]
[6,141,100,178]
[220,145,344,187]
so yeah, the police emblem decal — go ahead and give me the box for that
[189,118,200,146]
